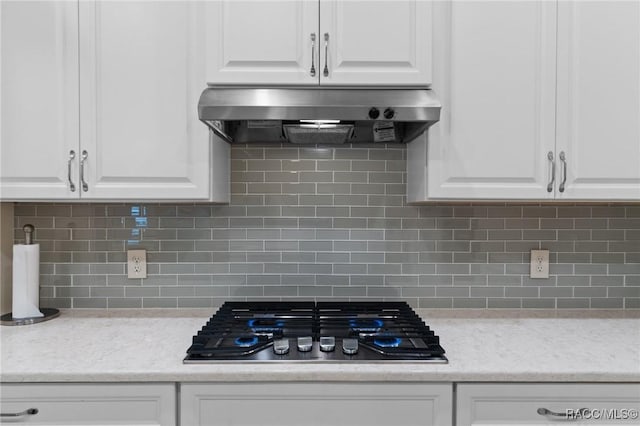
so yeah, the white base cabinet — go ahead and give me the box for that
[0,383,175,425]
[2,382,639,425]
[457,383,640,425]
[180,382,452,426]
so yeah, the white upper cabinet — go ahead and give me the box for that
[205,0,432,87]
[1,1,227,202]
[410,0,640,202]
[410,1,557,201]
[319,0,432,86]
[79,1,212,200]
[205,1,318,85]
[555,1,640,200]
[0,1,80,200]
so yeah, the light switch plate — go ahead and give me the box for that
[530,249,549,279]
[127,249,147,279]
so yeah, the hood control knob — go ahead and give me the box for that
[297,336,313,352]
[342,338,358,355]
[319,336,335,352]
[368,107,380,119]
[383,108,395,119]
[273,338,290,355]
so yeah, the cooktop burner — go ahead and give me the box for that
[184,301,447,363]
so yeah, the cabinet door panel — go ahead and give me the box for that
[457,383,640,425]
[319,0,431,86]
[206,1,318,85]
[181,382,452,426]
[1,383,175,425]
[556,1,640,200]
[0,1,79,200]
[424,1,556,200]
[79,1,210,200]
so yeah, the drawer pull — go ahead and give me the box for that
[0,408,39,417]
[537,407,590,419]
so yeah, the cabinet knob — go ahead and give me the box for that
[383,108,395,119]
[368,107,380,119]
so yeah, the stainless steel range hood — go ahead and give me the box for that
[198,88,440,145]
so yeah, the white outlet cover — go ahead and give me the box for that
[530,249,549,279]
[127,249,147,279]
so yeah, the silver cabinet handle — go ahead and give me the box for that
[559,151,567,193]
[1,408,39,417]
[80,150,89,192]
[546,151,555,193]
[68,150,76,192]
[537,407,590,419]
[323,33,329,77]
[310,33,316,76]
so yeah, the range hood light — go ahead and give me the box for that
[299,119,341,130]
[299,120,341,124]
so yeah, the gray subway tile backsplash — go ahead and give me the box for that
[12,144,640,309]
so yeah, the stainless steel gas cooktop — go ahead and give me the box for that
[184,301,447,363]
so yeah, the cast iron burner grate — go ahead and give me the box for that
[185,301,447,363]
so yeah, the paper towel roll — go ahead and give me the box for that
[12,244,43,319]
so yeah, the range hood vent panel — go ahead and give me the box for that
[198,88,440,145]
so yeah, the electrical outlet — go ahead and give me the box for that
[127,249,147,279]
[530,249,549,279]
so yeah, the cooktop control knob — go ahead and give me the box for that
[383,108,395,119]
[319,336,336,352]
[342,338,358,355]
[273,338,290,355]
[368,107,380,119]
[297,336,313,352]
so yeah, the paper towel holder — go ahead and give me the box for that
[1,224,60,326]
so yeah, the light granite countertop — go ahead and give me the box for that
[1,309,639,383]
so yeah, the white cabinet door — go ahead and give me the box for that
[205,0,318,85]
[0,383,175,425]
[457,383,640,425]
[0,1,79,200]
[417,1,557,201]
[79,0,211,200]
[556,1,640,200]
[319,0,432,86]
[181,382,452,426]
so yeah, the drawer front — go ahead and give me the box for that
[181,382,452,426]
[457,383,640,425]
[0,383,175,425]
